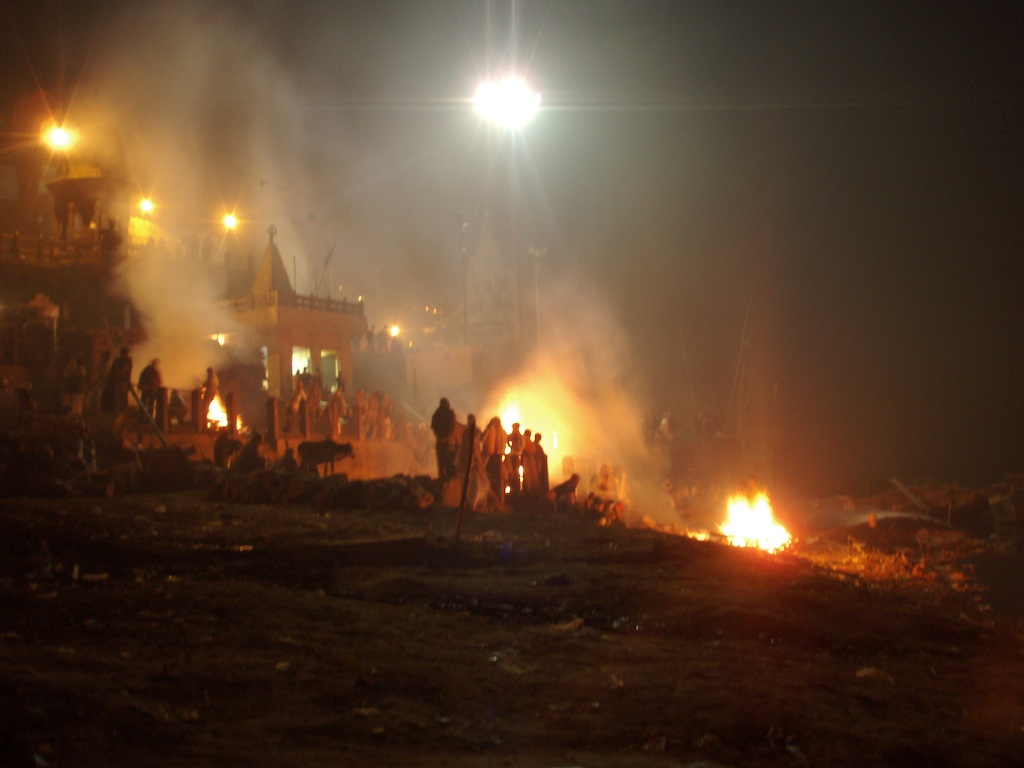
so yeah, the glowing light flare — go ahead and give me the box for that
[139,198,155,215]
[389,325,400,337]
[500,400,522,432]
[222,213,238,231]
[719,492,792,553]
[42,122,77,151]
[474,77,540,129]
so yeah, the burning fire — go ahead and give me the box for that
[491,390,565,480]
[719,491,792,553]
[207,395,242,432]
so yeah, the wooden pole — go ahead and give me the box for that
[128,384,168,448]
[454,414,476,546]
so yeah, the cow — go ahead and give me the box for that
[297,439,354,476]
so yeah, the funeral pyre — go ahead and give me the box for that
[669,488,793,554]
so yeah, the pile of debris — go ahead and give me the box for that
[855,475,1024,555]
[206,469,436,512]
[0,416,134,498]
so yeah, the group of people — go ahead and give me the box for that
[429,397,550,511]
[67,346,213,433]
[284,372,397,444]
[358,326,400,356]
[351,389,394,441]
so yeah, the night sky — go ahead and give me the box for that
[2,1,1022,494]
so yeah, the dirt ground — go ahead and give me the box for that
[1,487,1022,768]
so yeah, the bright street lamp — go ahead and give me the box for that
[222,213,238,231]
[139,198,155,215]
[41,121,78,152]
[474,76,540,129]
[468,76,542,347]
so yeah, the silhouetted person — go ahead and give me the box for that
[213,428,242,469]
[532,432,549,493]
[326,385,348,437]
[480,416,507,502]
[285,380,307,434]
[137,358,161,417]
[430,397,456,481]
[274,447,298,472]
[102,347,132,415]
[506,422,525,493]
[232,432,265,473]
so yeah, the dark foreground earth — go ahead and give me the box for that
[1,490,1022,768]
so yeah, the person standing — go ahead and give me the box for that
[521,429,538,494]
[137,358,162,417]
[285,379,307,434]
[353,389,368,440]
[103,347,133,416]
[480,416,507,503]
[326,385,348,437]
[430,397,457,481]
[506,422,525,494]
[380,393,394,441]
[532,432,549,494]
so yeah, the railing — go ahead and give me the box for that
[222,290,365,316]
[0,232,107,267]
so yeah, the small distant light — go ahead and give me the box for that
[390,325,400,337]
[139,198,154,214]
[223,213,238,230]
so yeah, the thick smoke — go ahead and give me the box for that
[476,267,676,526]
[61,3,311,387]
[71,2,465,356]
[64,3,745,524]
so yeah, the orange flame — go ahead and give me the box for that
[207,395,243,432]
[719,491,791,553]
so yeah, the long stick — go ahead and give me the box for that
[454,416,476,546]
[128,384,168,448]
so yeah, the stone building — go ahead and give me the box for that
[223,228,367,398]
